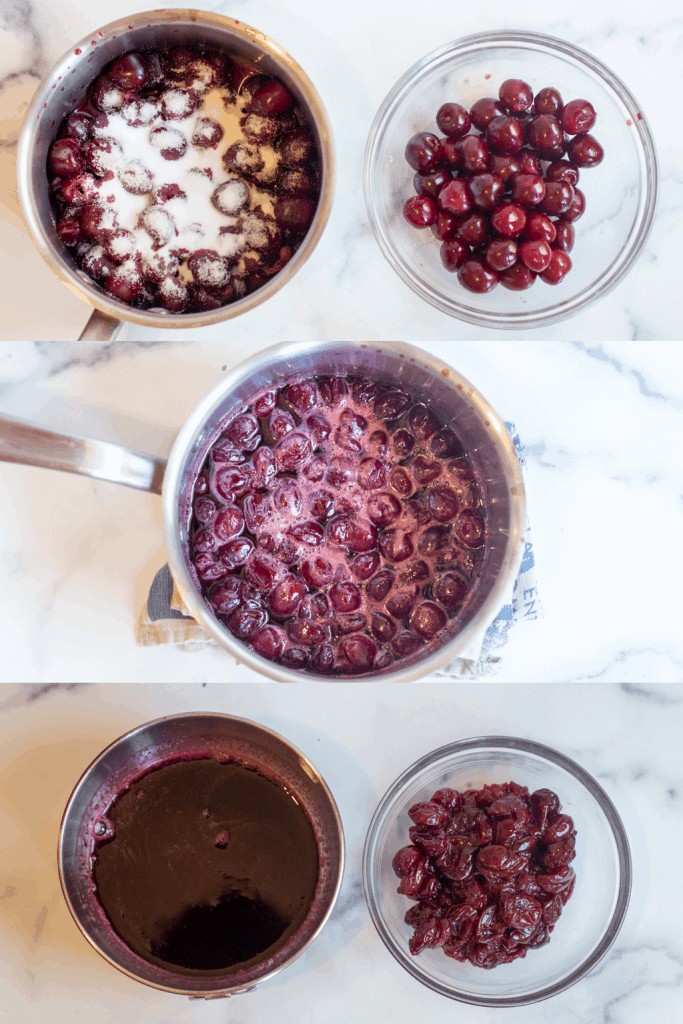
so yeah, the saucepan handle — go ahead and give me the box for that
[79,308,123,342]
[0,414,166,494]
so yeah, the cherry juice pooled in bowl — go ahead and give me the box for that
[47,48,320,313]
[187,375,488,676]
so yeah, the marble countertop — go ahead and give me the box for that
[0,337,681,683]
[1,0,682,341]
[0,681,681,1023]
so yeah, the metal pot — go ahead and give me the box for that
[0,340,526,680]
[16,9,334,341]
[58,712,344,997]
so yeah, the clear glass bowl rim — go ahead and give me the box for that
[362,734,632,1006]
[363,29,659,330]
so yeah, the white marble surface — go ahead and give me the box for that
[0,338,681,683]
[0,681,680,1022]
[1,0,682,340]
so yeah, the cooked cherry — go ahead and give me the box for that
[566,133,603,167]
[405,132,443,173]
[411,601,447,638]
[436,102,472,138]
[561,98,596,135]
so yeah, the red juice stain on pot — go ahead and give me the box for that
[92,758,319,972]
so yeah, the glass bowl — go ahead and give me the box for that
[363,736,631,1006]
[364,31,658,330]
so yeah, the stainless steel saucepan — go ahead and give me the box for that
[17,9,334,340]
[0,341,526,680]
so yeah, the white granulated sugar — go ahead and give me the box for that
[108,231,135,259]
[84,81,290,287]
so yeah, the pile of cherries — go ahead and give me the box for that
[393,782,577,969]
[187,374,487,676]
[403,78,604,293]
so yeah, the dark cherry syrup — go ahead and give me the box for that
[92,758,319,973]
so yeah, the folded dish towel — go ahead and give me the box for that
[137,424,540,677]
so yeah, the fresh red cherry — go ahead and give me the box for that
[499,78,533,113]
[566,133,604,167]
[540,249,572,284]
[405,132,443,173]
[534,86,563,116]
[491,202,527,238]
[470,97,504,131]
[457,258,498,293]
[561,99,596,135]
[108,53,148,90]
[485,238,517,271]
[519,239,552,273]
[527,115,565,157]
[436,102,472,138]
[486,115,524,154]
[403,195,438,227]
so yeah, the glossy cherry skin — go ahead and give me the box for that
[468,173,504,211]
[561,99,596,135]
[499,263,536,290]
[485,238,517,271]
[486,115,524,155]
[403,195,438,227]
[470,97,504,131]
[436,102,472,138]
[491,202,527,238]
[566,133,604,167]
[440,238,470,272]
[527,115,565,158]
[498,78,533,113]
[540,249,572,284]
[534,86,563,116]
[405,132,443,173]
[457,258,499,293]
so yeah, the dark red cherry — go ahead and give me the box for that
[499,262,536,290]
[108,53,148,90]
[499,79,533,113]
[405,132,443,173]
[486,115,524,155]
[534,86,563,116]
[485,237,517,271]
[403,195,438,227]
[48,138,84,178]
[527,115,565,157]
[436,102,472,138]
[561,99,596,135]
[251,78,293,116]
[470,97,504,131]
[540,249,572,284]
[468,173,504,211]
